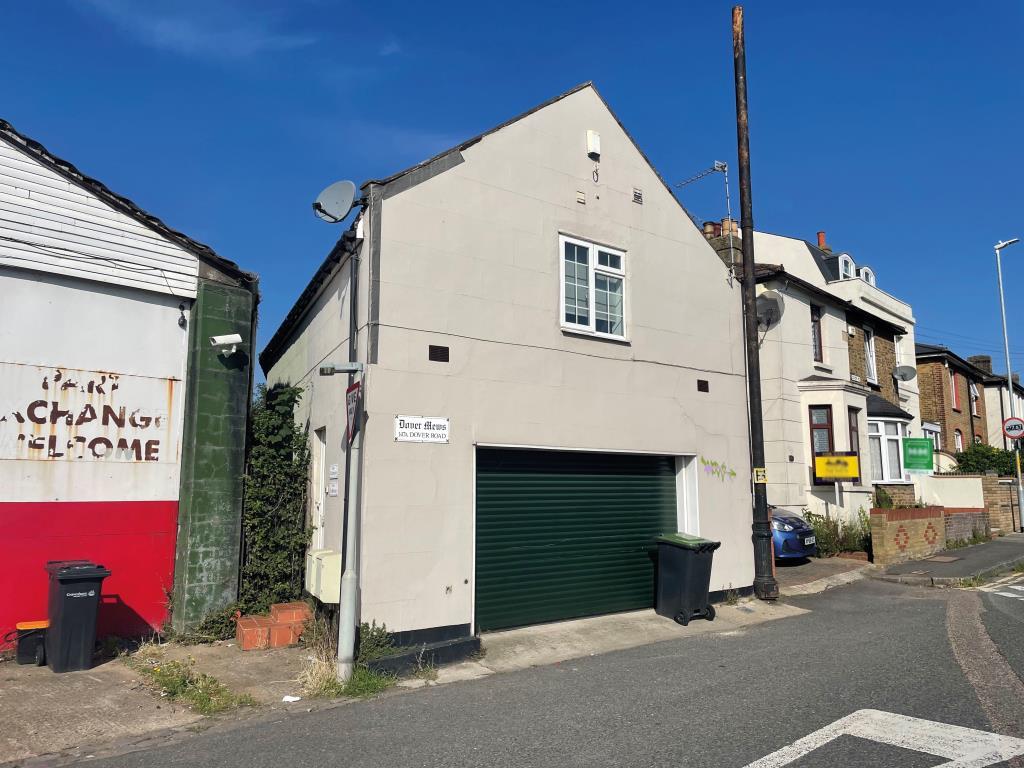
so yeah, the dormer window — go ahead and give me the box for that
[839,254,855,280]
[859,266,876,286]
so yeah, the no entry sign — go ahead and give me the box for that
[1003,416,1024,440]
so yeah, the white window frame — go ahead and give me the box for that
[859,266,876,286]
[839,255,856,280]
[970,381,980,416]
[894,334,903,366]
[559,234,627,340]
[922,422,941,452]
[863,327,878,384]
[868,418,910,483]
[954,429,964,453]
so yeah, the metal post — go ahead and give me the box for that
[733,5,778,600]
[337,380,363,680]
[995,241,1024,532]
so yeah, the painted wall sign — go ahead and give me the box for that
[394,416,450,443]
[813,452,859,481]
[0,365,179,463]
[902,438,934,471]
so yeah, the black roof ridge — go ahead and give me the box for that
[0,117,254,286]
[915,342,993,379]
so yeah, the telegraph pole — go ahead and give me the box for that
[733,5,778,600]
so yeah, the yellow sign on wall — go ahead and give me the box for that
[814,453,860,481]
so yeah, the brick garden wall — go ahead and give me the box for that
[943,507,990,544]
[980,472,1019,533]
[874,483,917,507]
[870,507,945,566]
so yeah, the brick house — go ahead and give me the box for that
[705,225,920,520]
[915,343,990,454]
[972,353,1024,450]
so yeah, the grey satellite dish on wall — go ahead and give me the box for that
[894,365,917,382]
[755,290,785,331]
[313,180,357,223]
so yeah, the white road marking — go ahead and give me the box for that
[978,574,1024,601]
[743,709,1024,767]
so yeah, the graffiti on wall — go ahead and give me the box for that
[0,366,179,462]
[700,455,738,482]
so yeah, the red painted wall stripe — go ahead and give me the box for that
[1,500,178,648]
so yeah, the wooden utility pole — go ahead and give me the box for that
[733,5,778,600]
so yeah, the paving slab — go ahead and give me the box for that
[878,533,1024,586]
[774,556,869,594]
[479,600,806,674]
[0,655,200,765]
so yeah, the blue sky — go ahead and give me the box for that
[4,1,1022,374]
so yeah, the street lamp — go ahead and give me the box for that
[995,237,1024,532]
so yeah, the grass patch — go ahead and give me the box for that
[724,589,739,606]
[1012,561,1024,574]
[298,614,396,699]
[126,644,254,715]
[956,576,985,589]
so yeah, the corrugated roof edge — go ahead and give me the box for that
[0,117,256,287]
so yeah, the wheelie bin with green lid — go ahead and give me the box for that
[655,533,721,625]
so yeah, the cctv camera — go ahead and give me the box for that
[209,334,243,354]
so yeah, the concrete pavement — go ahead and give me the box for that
[880,533,1024,586]
[41,578,1024,768]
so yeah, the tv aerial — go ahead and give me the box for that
[313,180,357,223]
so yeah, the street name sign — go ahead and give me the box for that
[394,416,449,443]
[813,452,859,482]
[1003,416,1024,440]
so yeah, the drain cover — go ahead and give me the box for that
[926,555,961,563]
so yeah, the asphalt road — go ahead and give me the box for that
[72,579,1024,768]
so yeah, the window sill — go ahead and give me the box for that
[813,363,833,373]
[561,327,631,345]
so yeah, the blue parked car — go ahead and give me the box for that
[770,507,817,559]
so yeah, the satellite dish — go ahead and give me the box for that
[894,365,917,382]
[756,290,785,331]
[313,180,357,223]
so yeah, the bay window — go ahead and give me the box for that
[868,419,908,482]
[561,235,626,338]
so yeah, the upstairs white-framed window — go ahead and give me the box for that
[970,381,980,416]
[954,429,964,453]
[864,327,878,384]
[560,235,626,339]
[839,254,856,280]
[869,419,909,482]
[894,334,904,366]
[859,266,876,286]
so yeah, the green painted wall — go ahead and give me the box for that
[172,278,256,631]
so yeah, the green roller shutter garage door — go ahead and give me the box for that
[475,448,678,632]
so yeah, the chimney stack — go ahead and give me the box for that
[722,217,738,236]
[817,231,828,250]
[968,355,993,374]
[702,221,723,241]
[1014,373,1020,386]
